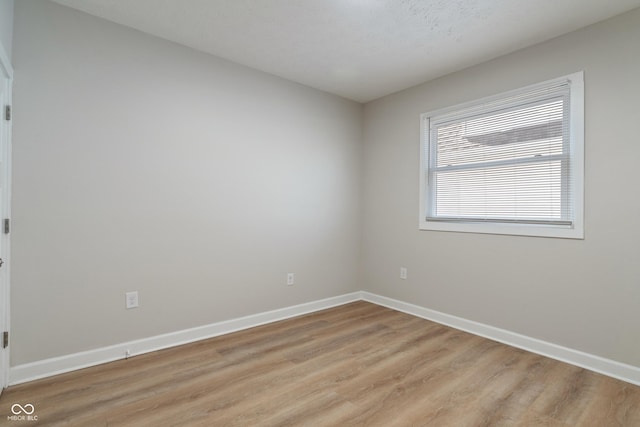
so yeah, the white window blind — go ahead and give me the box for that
[420,73,584,238]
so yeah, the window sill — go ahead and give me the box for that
[419,219,584,239]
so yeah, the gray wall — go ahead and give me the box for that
[11,0,640,372]
[0,0,13,60]
[11,0,362,365]
[361,8,640,367]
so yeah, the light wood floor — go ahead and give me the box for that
[1,301,640,426]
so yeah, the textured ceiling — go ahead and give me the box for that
[51,0,640,102]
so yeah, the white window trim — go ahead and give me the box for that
[419,72,584,239]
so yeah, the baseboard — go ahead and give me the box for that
[361,291,640,386]
[10,290,640,387]
[9,292,362,385]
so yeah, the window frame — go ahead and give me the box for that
[419,72,584,239]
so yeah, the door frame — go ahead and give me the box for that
[0,42,13,391]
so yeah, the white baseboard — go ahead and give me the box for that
[361,291,640,386]
[10,290,640,387]
[9,292,362,385]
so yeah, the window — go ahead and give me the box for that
[420,72,584,238]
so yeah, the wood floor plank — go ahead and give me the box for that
[1,301,639,426]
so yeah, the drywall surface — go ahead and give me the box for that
[0,0,13,61]
[11,0,362,364]
[361,8,640,367]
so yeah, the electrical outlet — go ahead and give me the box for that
[287,273,295,286]
[125,291,139,309]
[400,267,407,280]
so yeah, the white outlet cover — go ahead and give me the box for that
[125,291,139,309]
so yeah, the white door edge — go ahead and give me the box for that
[0,40,12,392]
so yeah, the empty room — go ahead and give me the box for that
[1,0,640,425]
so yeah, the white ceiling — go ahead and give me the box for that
[51,0,640,103]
